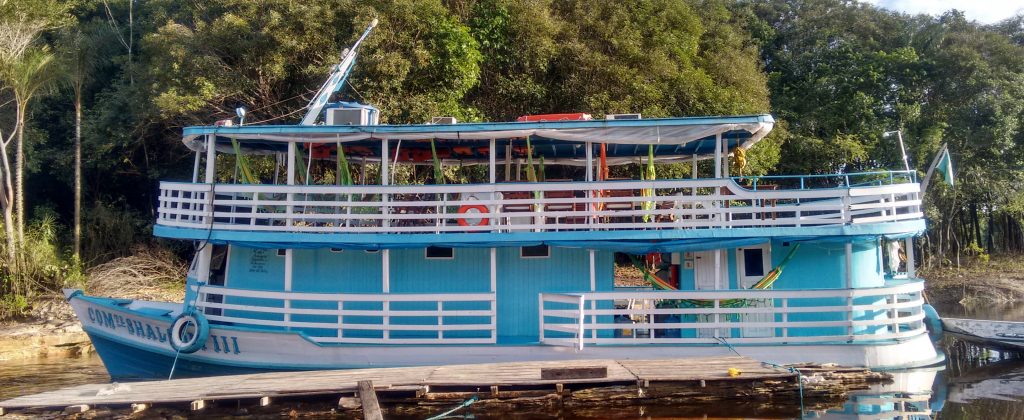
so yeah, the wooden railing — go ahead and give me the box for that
[539,281,926,350]
[157,172,922,234]
[192,285,496,345]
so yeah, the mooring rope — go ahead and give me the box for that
[169,178,218,381]
[424,395,478,420]
[715,337,805,417]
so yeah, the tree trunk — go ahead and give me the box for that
[73,90,82,260]
[0,143,15,260]
[14,104,25,243]
[971,202,981,247]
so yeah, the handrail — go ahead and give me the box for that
[538,281,927,348]
[193,285,497,345]
[156,174,923,235]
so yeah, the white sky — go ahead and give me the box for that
[863,0,1024,24]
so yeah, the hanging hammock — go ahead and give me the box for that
[629,244,801,308]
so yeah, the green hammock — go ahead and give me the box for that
[629,244,801,308]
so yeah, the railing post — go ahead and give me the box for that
[891,293,901,335]
[781,298,788,339]
[337,300,344,340]
[538,294,545,344]
[577,294,586,351]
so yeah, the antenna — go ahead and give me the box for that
[300,18,379,126]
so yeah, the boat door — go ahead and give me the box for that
[694,250,728,338]
[737,243,773,338]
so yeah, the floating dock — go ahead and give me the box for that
[0,356,890,417]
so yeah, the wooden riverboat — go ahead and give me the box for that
[943,318,1024,351]
[64,20,941,380]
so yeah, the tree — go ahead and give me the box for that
[57,25,101,260]
[4,47,57,244]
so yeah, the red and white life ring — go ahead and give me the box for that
[457,205,489,227]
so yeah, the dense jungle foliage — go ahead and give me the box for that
[1,0,1023,316]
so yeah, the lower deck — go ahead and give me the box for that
[186,236,924,348]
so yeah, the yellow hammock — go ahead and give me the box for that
[630,244,801,308]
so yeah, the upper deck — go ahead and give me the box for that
[155,114,925,246]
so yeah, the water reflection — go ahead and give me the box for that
[0,353,107,400]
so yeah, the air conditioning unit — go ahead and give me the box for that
[431,116,458,124]
[326,107,370,125]
[606,113,642,120]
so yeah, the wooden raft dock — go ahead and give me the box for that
[0,356,889,417]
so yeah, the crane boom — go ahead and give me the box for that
[300,19,378,126]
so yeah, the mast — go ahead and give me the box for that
[300,18,379,126]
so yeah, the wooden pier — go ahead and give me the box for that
[0,356,890,417]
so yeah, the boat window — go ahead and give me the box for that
[276,249,286,257]
[742,248,765,277]
[425,246,454,259]
[365,249,379,254]
[521,245,550,258]
[329,248,344,253]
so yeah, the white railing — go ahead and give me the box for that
[539,281,926,350]
[156,174,922,234]
[192,285,496,344]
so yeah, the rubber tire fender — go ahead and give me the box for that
[169,311,210,354]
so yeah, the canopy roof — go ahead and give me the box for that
[182,114,774,165]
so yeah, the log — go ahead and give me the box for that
[358,380,383,420]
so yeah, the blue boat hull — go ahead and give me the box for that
[87,332,289,380]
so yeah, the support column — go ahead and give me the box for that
[714,249,721,289]
[714,133,722,178]
[489,139,497,229]
[381,139,390,228]
[845,242,854,338]
[284,141,297,329]
[490,247,497,343]
[284,249,293,329]
[589,249,596,339]
[196,135,217,285]
[905,237,916,278]
[286,142,296,227]
[382,248,390,339]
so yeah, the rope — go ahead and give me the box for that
[716,337,805,418]
[424,396,478,420]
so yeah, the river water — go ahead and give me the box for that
[1,303,1022,419]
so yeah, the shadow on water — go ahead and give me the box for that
[3,303,1024,419]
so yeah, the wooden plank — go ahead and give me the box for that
[540,366,608,380]
[358,380,383,420]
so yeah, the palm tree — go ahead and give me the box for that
[58,27,99,261]
[3,46,57,243]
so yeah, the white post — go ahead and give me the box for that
[286,142,296,227]
[381,139,389,228]
[905,237,916,278]
[714,133,722,178]
[845,242,854,338]
[192,150,201,183]
[196,135,217,286]
[589,249,596,339]
[714,249,721,290]
[382,249,390,340]
[585,142,593,181]
[490,247,497,292]
[490,247,497,342]
[577,295,586,351]
[489,139,497,229]
[284,249,293,329]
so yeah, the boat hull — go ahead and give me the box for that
[68,292,942,380]
[942,317,1024,351]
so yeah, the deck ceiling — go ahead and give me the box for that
[181,115,774,165]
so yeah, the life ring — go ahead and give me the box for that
[457,205,490,227]
[169,311,210,354]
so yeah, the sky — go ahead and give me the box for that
[863,0,1024,24]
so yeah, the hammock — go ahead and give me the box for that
[629,244,801,308]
